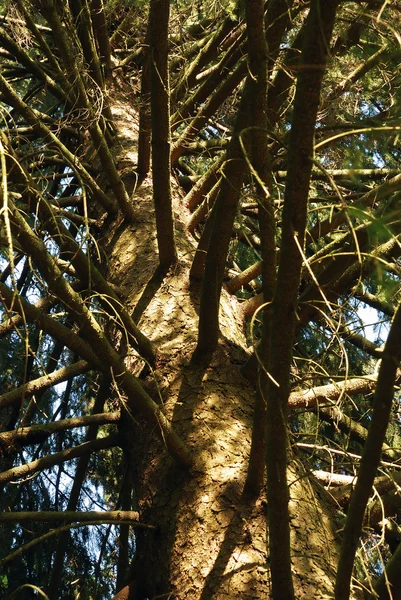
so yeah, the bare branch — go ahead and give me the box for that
[0,435,120,485]
[0,411,120,450]
[0,360,91,411]
[0,509,140,523]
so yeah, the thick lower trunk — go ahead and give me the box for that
[128,369,345,600]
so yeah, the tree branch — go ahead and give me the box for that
[149,0,177,267]
[288,376,377,410]
[0,360,90,411]
[0,516,154,568]
[0,509,140,523]
[7,199,192,467]
[335,299,401,599]
[265,2,339,597]
[0,411,120,450]
[194,80,250,355]
[0,435,120,485]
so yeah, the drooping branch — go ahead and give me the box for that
[0,293,54,338]
[0,80,118,215]
[298,230,401,330]
[0,282,102,368]
[5,196,192,466]
[332,467,401,506]
[171,17,234,106]
[325,44,401,106]
[341,322,385,354]
[307,171,401,244]
[225,261,262,295]
[187,179,220,235]
[109,8,136,48]
[69,0,105,90]
[2,3,133,221]
[276,167,400,183]
[317,406,400,461]
[0,411,120,450]
[312,470,356,486]
[185,154,224,212]
[13,0,67,76]
[48,377,112,595]
[238,292,263,321]
[1,131,156,365]
[171,58,247,165]
[0,515,154,569]
[0,359,90,410]
[175,138,229,159]
[297,442,401,476]
[314,469,401,498]
[0,27,67,101]
[170,28,246,133]
[352,288,395,317]
[0,435,120,485]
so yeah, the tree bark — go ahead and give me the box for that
[92,81,351,600]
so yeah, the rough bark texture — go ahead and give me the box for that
[97,83,351,600]
[3,3,401,598]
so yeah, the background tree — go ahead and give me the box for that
[1,1,401,599]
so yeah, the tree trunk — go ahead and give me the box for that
[100,83,355,600]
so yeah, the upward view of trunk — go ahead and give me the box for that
[98,93,343,600]
[1,2,401,600]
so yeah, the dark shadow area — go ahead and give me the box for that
[131,265,169,323]
[199,495,262,600]
[131,358,212,598]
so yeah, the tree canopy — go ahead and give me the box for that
[1,1,401,599]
